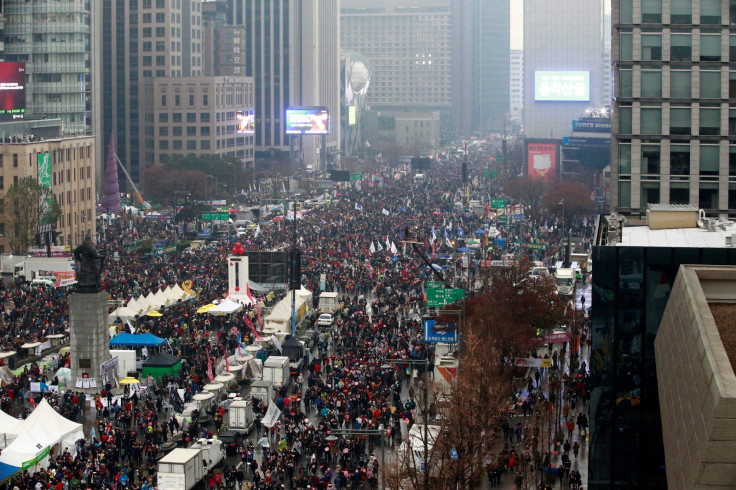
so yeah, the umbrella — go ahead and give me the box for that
[234,354,253,363]
[196,304,216,314]
[273,216,284,222]
[146,311,163,317]
[474,228,486,235]
[203,382,224,391]
[457,247,472,253]
[120,377,140,385]
[192,392,214,401]
[215,373,235,383]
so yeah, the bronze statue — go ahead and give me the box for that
[73,236,105,292]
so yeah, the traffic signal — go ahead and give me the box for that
[289,249,302,290]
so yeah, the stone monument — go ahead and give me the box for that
[70,237,112,393]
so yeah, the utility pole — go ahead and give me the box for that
[290,199,300,336]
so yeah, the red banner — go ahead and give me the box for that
[531,332,571,345]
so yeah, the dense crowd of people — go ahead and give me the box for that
[0,143,593,489]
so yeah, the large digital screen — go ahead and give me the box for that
[0,62,26,121]
[535,71,590,101]
[527,141,557,182]
[236,109,254,134]
[285,107,330,135]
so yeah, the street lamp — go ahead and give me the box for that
[558,199,570,267]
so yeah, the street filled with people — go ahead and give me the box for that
[0,144,594,489]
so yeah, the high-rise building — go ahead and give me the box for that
[227,0,340,169]
[202,1,246,77]
[611,0,736,215]
[601,13,612,108]
[523,0,605,140]
[510,50,524,121]
[101,0,254,189]
[3,0,96,137]
[451,0,510,135]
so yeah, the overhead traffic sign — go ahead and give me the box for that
[426,281,444,289]
[426,288,465,307]
[423,318,458,343]
[201,212,229,221]
[490,198,506,209]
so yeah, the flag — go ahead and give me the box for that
[237,332,242,355]
[382,208,390,216]
[29,393,36,408]
[390,241,398,254]
[320,218,327,225]
[432,241,436,258]
[446,236,453,248]
[431,228,437,243]
[377,241,384,252]
[402,242,407,256]
[457,227,465,237]
[444,228,449,239]
[255,303,262,333]
[245,281,256,305]
[126,320,136,334]
[355,202,363,211]
[376,152,383,162]
[244,314,263,342]
[385,236,391,250]
[282,181,287,193]
[216,336,230,373]
[206,347,214,382]
[254,224,261,238]
[262,400,282,428]
[369,241,376,254]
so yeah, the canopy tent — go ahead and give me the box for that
[0,366,15,384]
[0,461,20,485]
[141,352,182,381]
[109,332,166,347]
[0,410,22,449]
[23,399,83,451]
[52,367,72,388]
[0,423,55,481]
[207,298,243,316]
[108,306,138,322]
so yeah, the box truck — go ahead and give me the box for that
[157,448,204,490]
[14,257,74,282]
[318,292,339,314]
[249,380,274,403]
[262,356,290,389]
[189,438,224,469]
[228,399,255,434]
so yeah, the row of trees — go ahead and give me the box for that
[386,261,566,489]
[3,177,61,253]
[504,176,594,221]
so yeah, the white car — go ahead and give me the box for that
[317,313,334,327]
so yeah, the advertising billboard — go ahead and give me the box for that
[236,109,254,134]
[526,140,558,181]
[348,105,357,126]
[285,107,330,135]
[37,152,53,223]
[0,62,26,121]
[535,71,590,101]
[572,118,611,132]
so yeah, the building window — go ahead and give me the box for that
[159,140,168,150]
[701,34,722,62]
[700,107,721,135]
[619,69,632,97]
[201,140,210,149]
[619,181,631,208]
[699,183,719,209]
[670,0,691,24]
[640,107,662,135]
[187,140,196,150]
[641,70,662,97]
[161,94,166,106]
[203,94,209,106]
[700,0,721,24]
[642,34,662,61]
[670,71,691,98]
[201,113,210,123]
[670,144,691,175]
[187,113,196,123]
[641,0,662,23]
[159,113,168,123]
[189,95,195,106]
[201,127,210,136]
[670,107,691,135]
[642,145,661,174]
[620,0,633,23]
[620,33,633,61]
[619,144,632,174]
[700,145,720,176]
[173,113,182,123]
[641,182,660,205]
[619,106,632,134]
[700,71,721,99]
[159,127,168,136]
[173,140,182,149]
[12,154,17,167]
[187,127,196,136]
[730,109,736,135]
[670,34,691,61]
[173,127,182,136]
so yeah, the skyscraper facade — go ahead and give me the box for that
[227,0,340,169]
[3,0,95,136]
[510,50,524,121]
[523,0,605,139]
[611,0,736,215]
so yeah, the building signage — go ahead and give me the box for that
[201,212,230,221]
[563,137,611,147]
[423,318,458,343]
[534,71,590,101]
[426,288,465,307]
[572,118,611,132]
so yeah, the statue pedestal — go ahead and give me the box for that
[70,291,111,394]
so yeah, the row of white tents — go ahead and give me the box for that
[0,399,84,483]
[108,283,194,321]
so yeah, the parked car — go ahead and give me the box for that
[317,313,334,327]
[218,430,243,456]
[297,329,318,349]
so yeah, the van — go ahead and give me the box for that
[413,173,425,183]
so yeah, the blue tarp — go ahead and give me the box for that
[474,228,486,235]
[0,461,20,484]
[109,332,166,347]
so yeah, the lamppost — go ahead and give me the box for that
[558,199,570,267]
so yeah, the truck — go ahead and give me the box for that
[555,267,576,296]
[0,254,28,275]
[318,292,340,314]
[109,350,137,380]
[189,438,224,469]
[228,399,255,434]
[157,448,204,490]
[280,336,307,376]
[262,356,290,389]
[249,380,274,404]
[14,257,74,282]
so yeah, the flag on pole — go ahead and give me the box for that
[216,336,230,373]
[390,241,398,254]
[237,332,243,355]
[244,314,263,342]
[385,236,391,250]
[254,224,261,238]
[355,202,363,211]
[402,242,407,256]
[369,241,376,254]
[282,181,287,193]
[431,227,437,243]
[245,281,256,305]
[382,208,390,216]
[445,236,453,248]
[377,241,384,252]
[457,226,465,237]
[206,347,214,382]
[262,400,282,428]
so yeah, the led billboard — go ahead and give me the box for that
[285,107,330,135]
[534,71,590,101]
[0,62,26,121]
[526,140,558,182]
[348,105,357,126]
[236,109,254,134]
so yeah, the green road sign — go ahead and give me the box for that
[427,281,444,289]
[350,172,363,181]
[490,198,506,209]
[498,216,508,224]
[154,245,177,256]
[427,288,465,307]
[201,212,229,221]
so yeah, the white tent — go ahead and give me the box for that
[172,283,188,300]
[23,399,84,451]
[0,422,55,470]
[145,291,157,309]
[163,286,179,304]
[127,297,144,314]
[207,299,243,315]
[0,410,22,449]
[109,306,138,322]
[153,289,166,307]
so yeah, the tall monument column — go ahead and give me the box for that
[69,237,110,393]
